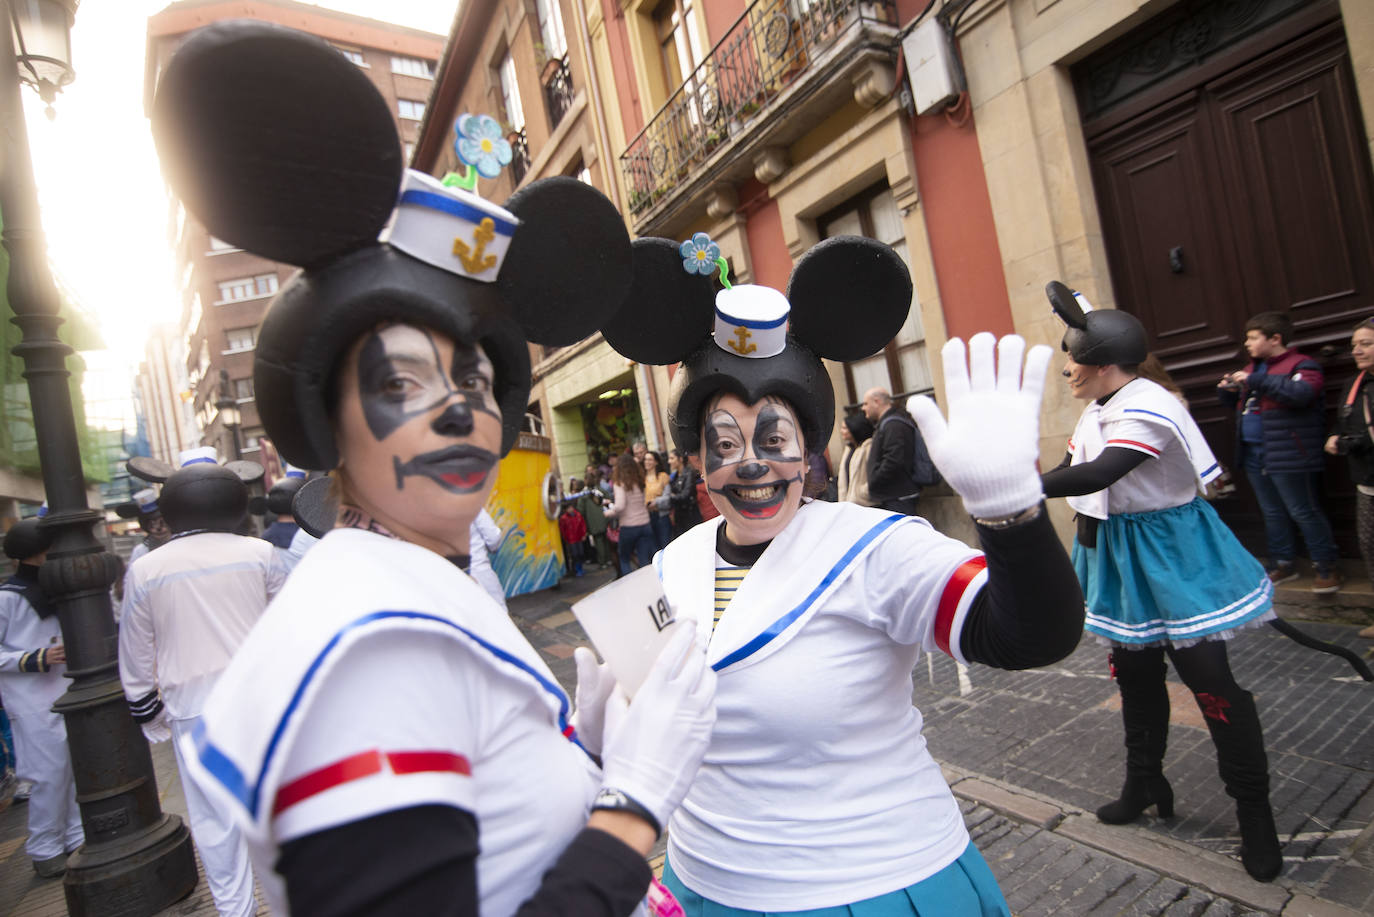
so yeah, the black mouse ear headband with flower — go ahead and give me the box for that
[598,233,912,452]
[151,20,633,470]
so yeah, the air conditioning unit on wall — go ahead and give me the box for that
[901,18,962,116]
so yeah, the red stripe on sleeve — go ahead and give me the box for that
[273,748,472,816]
[386,750,472,776]
[1106,439,1160,455]
[934,557,987,657]
[274,750,383,816]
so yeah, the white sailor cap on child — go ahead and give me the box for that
[133,488,159,513]
[384,170,521,284]
[179,446,219,467]
[713,284,790,359]
[283,463,306,480]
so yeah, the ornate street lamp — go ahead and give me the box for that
[0,2,197,913]
[216,370,242,462]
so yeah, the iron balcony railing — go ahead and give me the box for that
[510,127,531,186]
[620,0,896,216]
[543,54,575,130]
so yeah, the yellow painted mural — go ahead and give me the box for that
[485,431,563,597]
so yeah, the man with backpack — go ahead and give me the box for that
[862,387,936,514]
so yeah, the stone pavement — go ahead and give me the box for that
[2,558,1368,916]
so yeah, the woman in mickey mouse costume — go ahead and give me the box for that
[596,236,1087,915]
[151,21,714,916]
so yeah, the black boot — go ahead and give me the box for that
[1183,669,1282,881]
[1097,648,1175,824]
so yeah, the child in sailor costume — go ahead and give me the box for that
[0,519,83,878]
[116,488,170,566]
[151,21,715,916]
[1039,283,1282,882]
[596,236,1086,914]
[119,446,290,917]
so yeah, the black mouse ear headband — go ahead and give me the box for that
[601,233,911,366]
[1046,279,1148,366]
[128,448,263,485]
[598,232,911,452]
[152,21,632,469]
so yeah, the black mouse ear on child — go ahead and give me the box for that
[497,177,634,346]
[127,457,175,484]
[224,461,265,485]
[786,236,912,362]
[1046,280,1089,330]
[292,476,337,539]
[151,20,402,269]
[599,237,716,365]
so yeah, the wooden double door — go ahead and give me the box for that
[1085,7,1374,554]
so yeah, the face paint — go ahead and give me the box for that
[700,392,806,544]
[335,323,503,547]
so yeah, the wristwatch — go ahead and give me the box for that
[591,787,661,836]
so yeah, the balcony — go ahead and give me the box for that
[620,0,899,230]
[542,54,575,130]
[510,127,531,186]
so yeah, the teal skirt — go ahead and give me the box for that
[660,842,1009,916]
[1073,497,1273,647]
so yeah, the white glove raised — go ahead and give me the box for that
[598,620,715,833]
[570,646,621,756]
[908,332,1051,519]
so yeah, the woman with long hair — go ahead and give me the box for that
[643,451,673,549]
[668,449,704,538]
[836,414,876,505]
[1326,317,1374,636]
[155,23,714,915]
[607,454,657,574]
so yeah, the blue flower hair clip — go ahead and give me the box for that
[443,113,513,193]
[680,232,731,289]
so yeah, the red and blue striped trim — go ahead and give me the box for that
[933,557,987,658]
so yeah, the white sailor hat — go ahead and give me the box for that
[179,446,219,467]
[713,284,789,359]
[384,170,521,284]
[283,463,307,480]
[133,488,159,514]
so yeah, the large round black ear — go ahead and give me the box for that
[498,177,634,345]
[114,502,140,520]
[600,238,715,364]
[293,476,337,539]
[127,457,174,484]
[1046,280,1088,329]
[787,236,912,362]
[151,20,402,268]
[225,461,265,485]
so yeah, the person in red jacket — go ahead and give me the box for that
[559,503,588,577]
[1218,311,1340,592]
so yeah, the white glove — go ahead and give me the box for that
[140,709,172,745]
[570,646,621,756]
[908,332,1051,518]
[599,620,715,832]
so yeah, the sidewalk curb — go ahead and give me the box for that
[942,767,1362,916]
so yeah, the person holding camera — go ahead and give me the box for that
[1325,318,1374,635]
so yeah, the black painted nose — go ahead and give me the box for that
[737,461,769,480]
[432,398,474,436]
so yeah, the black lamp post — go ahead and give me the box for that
[0,2,197,913]
[215,368,242,461]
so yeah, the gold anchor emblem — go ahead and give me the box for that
[727,326,756,354]
[453,218,498,274]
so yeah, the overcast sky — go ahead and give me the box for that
[23,2,455,425]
